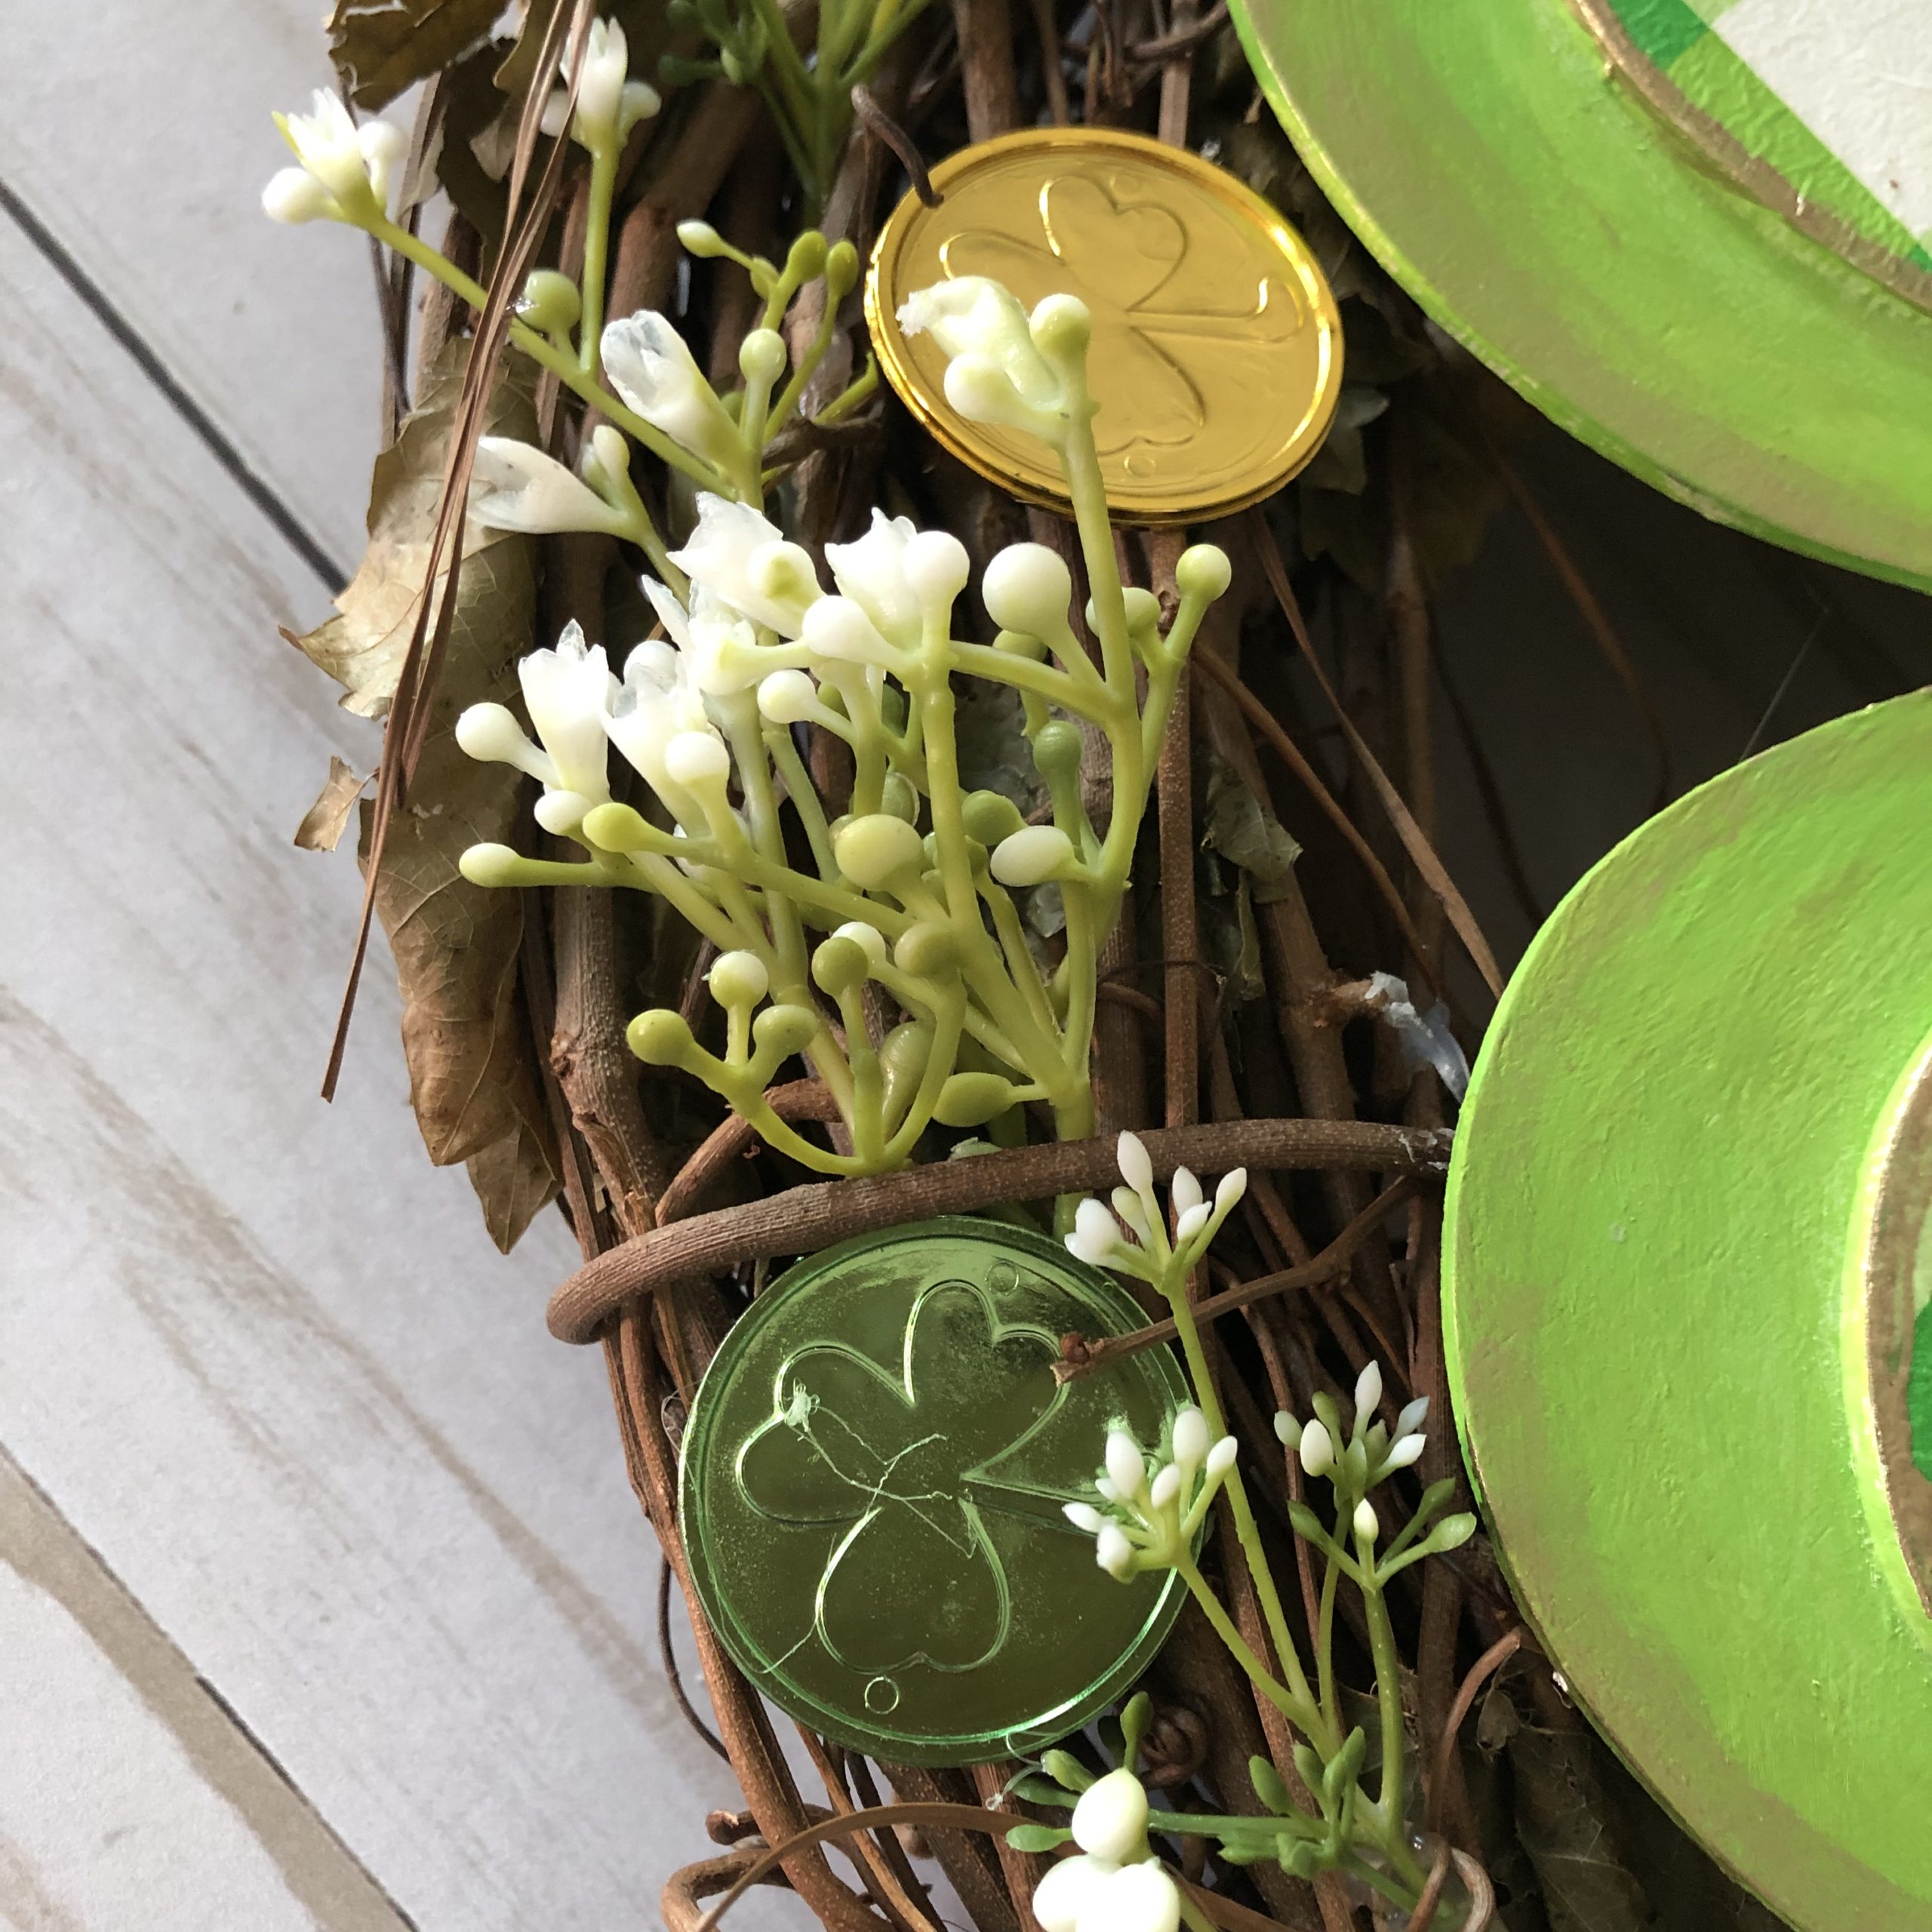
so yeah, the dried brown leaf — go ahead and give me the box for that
[329,0,506,109]
[466,1105,562,1252]
[291,345,536,720]
[1200,749,1300,901]
[315,342,558,1242]
[1506,1727,1651,1932]
[294,756,368,852]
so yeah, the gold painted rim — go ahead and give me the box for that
[1567,0,1932,320]
[864,126,1343,525]
[1853,1036,1932,1628]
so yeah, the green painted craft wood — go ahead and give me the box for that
[1443,691,1932,1930]
[1227,0,1932,590]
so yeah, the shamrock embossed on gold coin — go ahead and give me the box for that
[866,127,1343,522]
[678,1218,1192,1762]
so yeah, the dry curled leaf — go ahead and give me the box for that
[303,343,560,1247]
[1506,1727,1651,1932]
[294,756,368,852]
[1200,750,1300,901]
[291,344,537,721]
[329,0,506,109]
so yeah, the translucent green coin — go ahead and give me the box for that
[678,1217,1189,1764]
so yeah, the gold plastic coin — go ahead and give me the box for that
[866,127,1343,524]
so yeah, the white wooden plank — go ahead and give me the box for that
[0,1446,407,1932]
[0,0,390,569]
[0,216,800,1929]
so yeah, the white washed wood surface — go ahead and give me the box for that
[0,75,802,1932]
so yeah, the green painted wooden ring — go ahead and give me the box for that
[1443,691,1932,1929]
[1226,0,1932,590]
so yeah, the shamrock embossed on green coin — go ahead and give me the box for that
[681,1220,1192,1761]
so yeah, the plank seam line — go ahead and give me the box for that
[0,1444,420,1932]
[0,174,350,596]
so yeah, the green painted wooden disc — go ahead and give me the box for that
[1227,0,1932,589]
[1443,691,1932,1930]
[678,1218,1190,1764]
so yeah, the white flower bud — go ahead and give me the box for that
[833,813,924,889]
[1071,1767,1148,1862]
[1117,1132,1154,1198]
[1381,1432,1426,1472]
[756,669,820,724]
[1094,1524,1133,1578]
[1149,1465,1181,1511]
[1355,1361,1383,1426]
[459,843,525,887]
[455,702,541,770]
[1171,1406,1210,1472]
[1110,1186,1151,1241]
[1174,1202,1211,1245]
[1205,1437,1238,1479]
[588,423,629,478]
[1214,1168,1247,1215]
[262,167,333,223]
[944,354,1059,437]
[1175,543,1233,603]
[982,542,1073,638]
[1274,1412,1303,1450]
[1396,1396,1431,1438]
[1062,1502,1105,1534]
[665,730,730,786]
[676,219,724,256]
[1105,1429,1146,1501]
[356,118,408,202]
[1353,1497,1380,1543]
[1068,1197,1123,1267]
[534,789,594,835]
[1299,1417,1335,1478]
[472,435,627,536]
[603,312,742,477]
[709,950,769,1008]
[990,824,1075,887]
[1170,1166,1203,1217]
[740,327,788,386]
[802,594,896,666]
[902,530,971,614]
[1109,1862,1182,1932]
[1032,1854,1111,1932]
[1028,291,1092,367]
[832,921,890,971]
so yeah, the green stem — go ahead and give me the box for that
[1157,1269,1329,1747]
[577,140,617,379]
[366,217,732,494]
[1174,1558,1318,1737]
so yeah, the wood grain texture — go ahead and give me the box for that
[0,0,387,570]
[0,212,795,1927]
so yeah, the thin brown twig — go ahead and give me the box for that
[658,1557,730,1761]
[1054,1178,1417,1380]
[851,85,941,205]
[1425,1627,1524,1838]
[1401,1842,1453,1932]
[548,1118,1453,1342]
[325,0,596,1100]
[1486,440,1673,817]
[1247,512,1505,1000]
[1189,651,1443,1001]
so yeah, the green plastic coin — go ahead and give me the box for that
[678,1217,1191,1764]
[1444,691,1932,1930]
[1227,0,1932,589]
